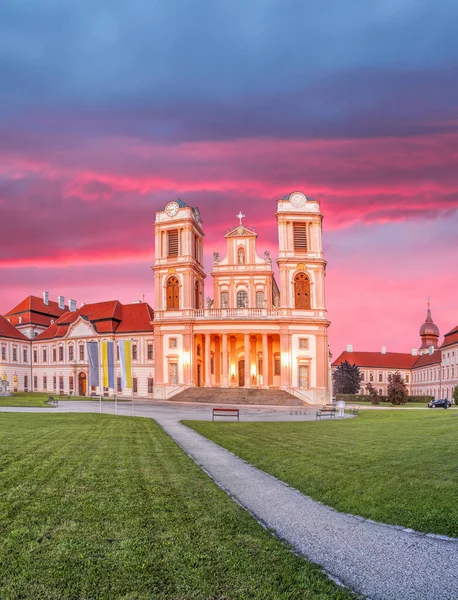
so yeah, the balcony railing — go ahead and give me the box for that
[194,308,279,320]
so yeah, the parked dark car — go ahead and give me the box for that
[428,398,451,409]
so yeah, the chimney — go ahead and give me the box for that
[69,299,77,312]
[43,291,49,306]
[381,346,386,355]
[412,348,418,356]
[346,344,353,353]
[58,296,65,310]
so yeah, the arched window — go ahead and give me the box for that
[166,276,179,310]
[256,291,265,308]
[294,272,311,309]
[221,291,229,308]
[195,281,200,309]
[237,290,248,308]
[238,248,245,265]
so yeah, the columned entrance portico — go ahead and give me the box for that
[194,331,283,390]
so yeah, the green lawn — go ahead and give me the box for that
[0,392,54,407]
[0,393,129,407]
[0,413,354,600]
[186,411,458,538]
[347,401,431,407]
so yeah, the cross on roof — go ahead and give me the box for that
[236,211,245,225]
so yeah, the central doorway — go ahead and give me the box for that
[78,372,87,396]
[238,359,245,387]
[197,363,202,387]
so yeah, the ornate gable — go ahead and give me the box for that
[66,316,96,339]
[225,225,257,238]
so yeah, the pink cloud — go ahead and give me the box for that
[1,129,458,353]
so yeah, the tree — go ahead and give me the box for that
[365,381,380,404]
[333,360,361,394]
[387,371,407,405]
[453,385,458,405]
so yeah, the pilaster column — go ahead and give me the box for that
[205,334,211,386]
[215,336,221,385]
[222,334,228,387]
[262,334,269,388]
[244,333,251,388]
[230,335,237,386]
[280,332,290,388]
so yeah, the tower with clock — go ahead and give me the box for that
[152,199,206,391]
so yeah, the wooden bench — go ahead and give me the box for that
[212,407,240,421]
[47,395,58,407]
[316,405,336,420]
[59,393,70,400]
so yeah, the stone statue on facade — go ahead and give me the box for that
[273,294,280,308]
[213,251,220,264]
[206,296,214,309]
[264,250,272,264]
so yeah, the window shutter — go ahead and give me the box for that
[168,229,178,256]
[293,223,307,251]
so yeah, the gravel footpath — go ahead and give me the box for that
[157,418,458,600]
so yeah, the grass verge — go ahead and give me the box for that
[0,393,131,407]
[186,410,458,537]
[0,413,355,600]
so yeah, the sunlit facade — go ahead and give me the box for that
[153,192,331,404]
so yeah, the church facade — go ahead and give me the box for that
[153,192,331,404]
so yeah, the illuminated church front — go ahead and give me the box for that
[153,192,331,404]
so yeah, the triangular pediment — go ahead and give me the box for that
[65,316,96,339]
[225,225,257,238]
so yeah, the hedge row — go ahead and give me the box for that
[335,393,433,403]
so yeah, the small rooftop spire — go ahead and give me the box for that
[426,297,432,321]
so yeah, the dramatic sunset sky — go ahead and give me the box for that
[1,1,457,353]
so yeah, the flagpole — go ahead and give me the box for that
[99,340,102,415]
[131,337,134,417]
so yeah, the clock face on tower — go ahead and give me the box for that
[290,192,307,208]
[165,201,179,217]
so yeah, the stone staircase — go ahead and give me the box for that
[169,387,306,406]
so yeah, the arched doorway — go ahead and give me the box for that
[197,364,202,387]
[294,272,311,309]
[238,359,245,387]
[78,372,87,396]
[166,276,180,309]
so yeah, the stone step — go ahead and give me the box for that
[169,387,305,406]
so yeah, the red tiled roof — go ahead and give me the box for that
[332,351,418,369]
[412,350,441,368]
[441,325,458,349]
[35,301,154,340]
[117,303,155,333]
[0,315,29,341]
[5,295,67,327]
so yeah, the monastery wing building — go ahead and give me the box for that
[332,302,458,401]
[153,192,331,404]
[1,192,332,405]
